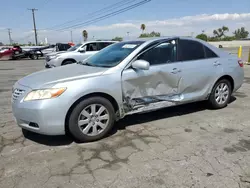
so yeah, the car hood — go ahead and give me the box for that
[17,63,108,89]
[47,51,69,56]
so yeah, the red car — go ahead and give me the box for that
[0,46,22,60]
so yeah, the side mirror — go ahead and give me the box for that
[79,49,86,53]
[132,60,150,70]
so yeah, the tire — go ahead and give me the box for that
[62,60,75,66]
[68,97,115,142]
[30,54,38,60]
[208,79,232,109]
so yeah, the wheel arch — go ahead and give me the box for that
[62,58,76,65]
[64,92,120,134]
[207,75,235,99]
[216,75,234,91]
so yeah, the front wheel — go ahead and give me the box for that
[62,60,74,66]
[30,54,38,60]
[208,79,232,109]
[68,97,115,142]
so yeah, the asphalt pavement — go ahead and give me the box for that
[1,55,250,188]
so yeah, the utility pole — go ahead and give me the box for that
[7,28,12,45]
[28,8,38,45]
[70,31,73,42]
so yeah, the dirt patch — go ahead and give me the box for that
[224,139,250,153]
[184,128,192,132]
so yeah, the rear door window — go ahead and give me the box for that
[178,39,205,61]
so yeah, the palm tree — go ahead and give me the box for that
[140,24,146,33]
[82,30,88,42]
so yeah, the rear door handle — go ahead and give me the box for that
[213,61,221,66]
[171,68,181,74]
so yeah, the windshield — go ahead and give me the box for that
[67,43,82,51]
[79,41,144,67]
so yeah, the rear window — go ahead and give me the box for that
[204,46,218,58]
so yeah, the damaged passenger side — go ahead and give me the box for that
[121,39,184,113]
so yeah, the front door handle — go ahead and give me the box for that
[213,61,221,66]
[171,68,181,74]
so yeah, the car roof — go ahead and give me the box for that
[122,36,230,57]
[81,40,117,44]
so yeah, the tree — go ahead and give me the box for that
[140,24,146,33]
[196,33,208,41]
[213,26,229,38]
[233,27,249,39]
[82,30,88,42]
[139,31,161,38]
[112,37,123,41]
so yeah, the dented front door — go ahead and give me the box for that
[121,40,182,113]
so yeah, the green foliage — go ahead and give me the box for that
[196,34,208,41]
[139,31,161,38]
[233,27,249,39]
[112,37,123,41]
[207,36,235,41]
[222,36,236,41]
[213,26,229,38]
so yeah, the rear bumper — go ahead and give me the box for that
[232,67,244,93]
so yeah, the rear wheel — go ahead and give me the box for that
[68,97,115,142]
[208,79,232,109]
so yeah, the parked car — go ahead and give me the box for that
[0,45,50,60]
[12,37,244,142]
[45,41,116,68]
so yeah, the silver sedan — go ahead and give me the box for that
[11,37,244,142]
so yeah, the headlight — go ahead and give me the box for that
[49,55,60,59]
[24,88,66,101]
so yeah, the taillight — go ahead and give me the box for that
[238,60,244,67]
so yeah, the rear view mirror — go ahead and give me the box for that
[132,60,150,70]
[79,49,86,53]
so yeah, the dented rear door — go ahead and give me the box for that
[121,40,183,113]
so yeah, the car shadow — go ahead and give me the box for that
[110,96,237,134]
[22,97,237,146]
[22,129,74,146]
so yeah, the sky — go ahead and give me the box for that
[0,0,249,44]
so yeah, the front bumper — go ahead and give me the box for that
[44,58,59,68]
[45,61,56,68]
[11,83,66,135]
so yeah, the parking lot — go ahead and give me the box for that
[1,53,250,188]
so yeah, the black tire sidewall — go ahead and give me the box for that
[30,54,38,60]
[68,97,115,142]
[209,79,232,109]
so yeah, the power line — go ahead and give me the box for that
[28,8,38,45]
[44,0,137,31]
[58,0,151,31]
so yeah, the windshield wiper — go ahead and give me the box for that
[77,61,94,66]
